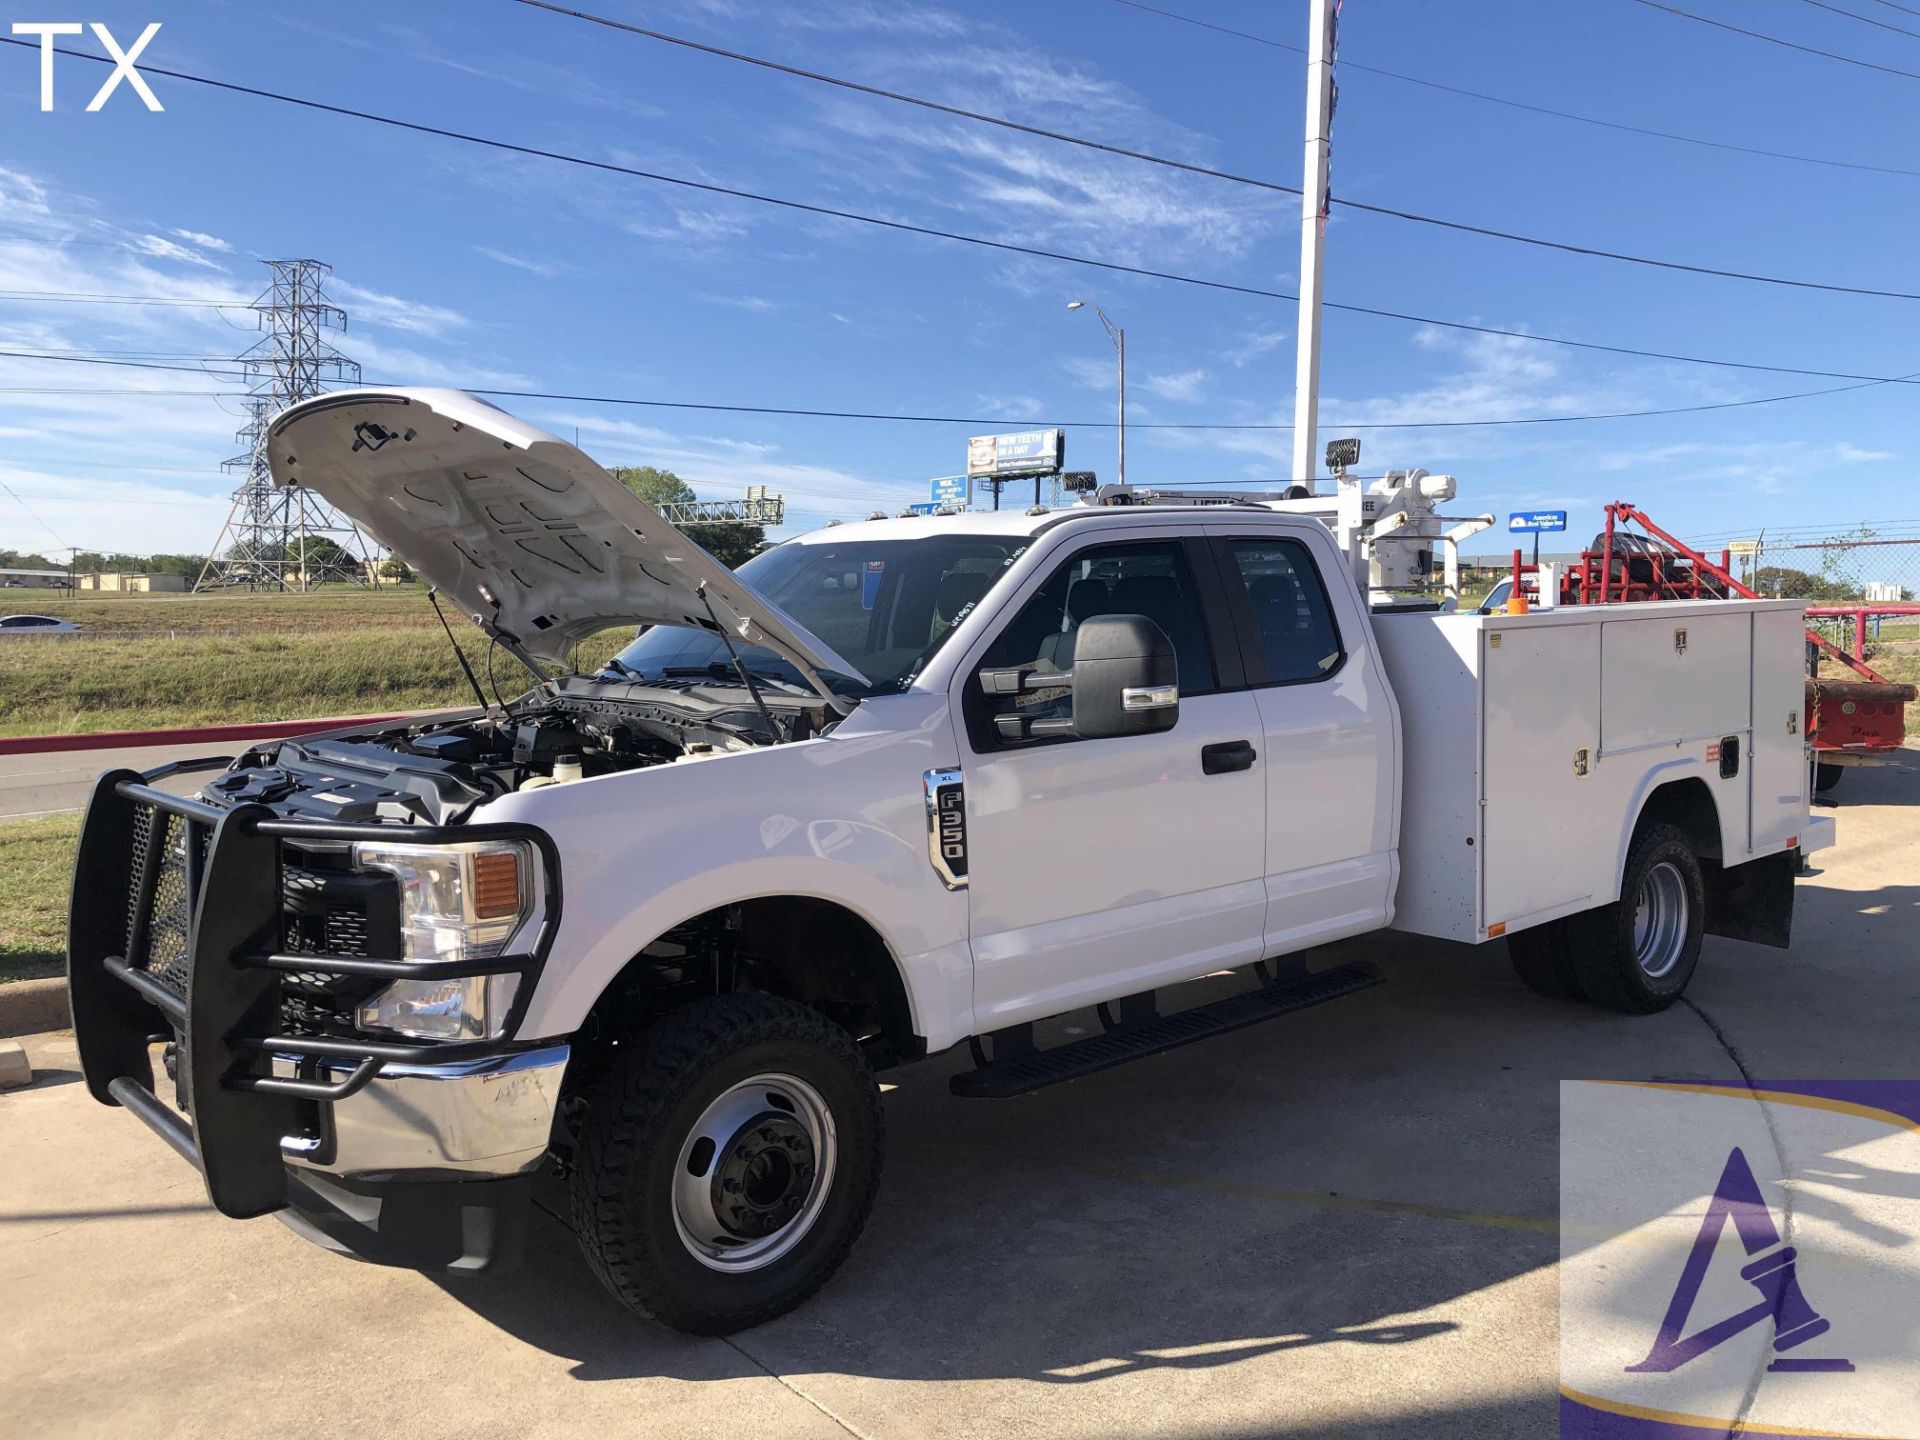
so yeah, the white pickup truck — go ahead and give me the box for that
[69,388,1832,1335]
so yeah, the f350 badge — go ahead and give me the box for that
[923,769,968,890]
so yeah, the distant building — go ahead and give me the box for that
[0,567,72,590]
[1864,581,1908,603]
[77,572,188,593]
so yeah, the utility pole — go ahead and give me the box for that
[1291,0,1338,492]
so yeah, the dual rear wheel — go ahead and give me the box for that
[1508,822,1705,1013]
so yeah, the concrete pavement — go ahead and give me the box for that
[1,756,1914,1438]
[0,740,248,821]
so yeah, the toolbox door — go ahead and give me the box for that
[1481,621,1604,931]
[1749,608,1808,854]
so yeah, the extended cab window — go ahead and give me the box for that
[973,540,1217,741]
[1225,538,1343,683]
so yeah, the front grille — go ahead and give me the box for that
[125,805,210,997]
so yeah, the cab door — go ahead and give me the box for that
[954,533,1268,1031]
[1207,529,1397,954]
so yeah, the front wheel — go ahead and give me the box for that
[1566,823,1705,1014]
[570,993,884,1334]
[1814,761,1845,794]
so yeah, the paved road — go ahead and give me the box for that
[0,741,252,821]
[2,757,1915,1438]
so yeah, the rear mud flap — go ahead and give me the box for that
[1705,850,1795,950]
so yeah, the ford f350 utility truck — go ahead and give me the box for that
[69,388,1834,1335]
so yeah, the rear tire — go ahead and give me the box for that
[1507,920,1586,1001]
[1814,761,1845,794]
[570,993,884,1335]
[1566,823,1705,1014]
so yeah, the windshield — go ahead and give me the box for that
[605,533,1025,694]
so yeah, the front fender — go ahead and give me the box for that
[477,695,975,1049]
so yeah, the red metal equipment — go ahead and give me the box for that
[1504,502,1917,792]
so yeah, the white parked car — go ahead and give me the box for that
[68,388,1832,1335]
[0,613,79,635]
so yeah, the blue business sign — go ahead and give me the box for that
[931,474,970,509]
[906,501,939,516]
[1509,510,1568,533]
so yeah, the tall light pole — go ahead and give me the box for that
[1067,300,1124,487]
[1292,0,1338,491]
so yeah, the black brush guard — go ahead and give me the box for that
[68,759,560,1220]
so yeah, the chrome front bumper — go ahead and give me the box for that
[274,1043,570,1180]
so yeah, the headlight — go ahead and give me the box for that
[350,840,536,1041]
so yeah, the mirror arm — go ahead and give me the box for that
[978,665,1073,695]
[992,713,1077,742]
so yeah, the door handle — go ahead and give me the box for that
[1201,740,1257,775]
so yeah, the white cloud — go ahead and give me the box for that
[699,294,777,313]
[1835,443,1895,464]
[329,280,469,337]
[472,245,557,277]
[132,233,222,269]
[1140,368,1209,404]
[170,228,233,253]
[974,393,1047,420]
[342,332,531,391]
[1061,355,1115,390]
[1224,329,1290,367]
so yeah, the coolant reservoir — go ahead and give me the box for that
[520,753,585,791]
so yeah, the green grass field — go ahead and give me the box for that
[0,814,76,983]
[0,588,628,736]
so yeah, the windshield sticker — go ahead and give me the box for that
[862,560,884,611]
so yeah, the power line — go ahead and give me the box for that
[1800,0,1920,41]
[1,347,1902,429]
[0,289,255,308]
[509,0,1920,302]
[465,375,1909,430]
[1630,0,1920,82]
[0,348,249,378]
[1105,0,1920,180]
[9,36,1918,390]
[1866,0,1920,18]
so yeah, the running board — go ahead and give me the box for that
[950,961,1385,1099]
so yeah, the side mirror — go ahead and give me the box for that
[1070,614,1179,739]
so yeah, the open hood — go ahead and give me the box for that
[266,388,864,706]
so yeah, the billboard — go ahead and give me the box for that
[967,429,1065,478]
[930,474,970,509]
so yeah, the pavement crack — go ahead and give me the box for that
[1682,994,1795,1440]
[721,1335,875,1440]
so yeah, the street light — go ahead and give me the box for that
[1067,300,1124,487]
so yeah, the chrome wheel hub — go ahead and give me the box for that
[672,1073,837,1272]
[1632,860,1689,979]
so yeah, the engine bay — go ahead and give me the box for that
[201,676,838,825]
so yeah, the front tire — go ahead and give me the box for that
[570,994,884,1335]
[1566,823,1705,1014]
[1815,761,1844,794]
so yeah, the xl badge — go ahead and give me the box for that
[923,768,968,891]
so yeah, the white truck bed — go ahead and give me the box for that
[1371,598,1814,945]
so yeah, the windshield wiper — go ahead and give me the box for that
[661,663,813,698]
[598,656,646,682]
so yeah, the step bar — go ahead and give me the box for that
[950,960,1385,1099]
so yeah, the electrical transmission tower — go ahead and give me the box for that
[195,259,375,592]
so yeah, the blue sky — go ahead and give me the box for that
[1,0,1916,559]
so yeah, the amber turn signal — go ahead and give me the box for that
[471,849,523,919]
